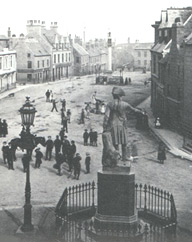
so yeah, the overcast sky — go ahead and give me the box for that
[1,0,192,44]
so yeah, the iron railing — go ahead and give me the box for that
[135,184,177,223]
[55,181,96,220]
[55,181,177,225]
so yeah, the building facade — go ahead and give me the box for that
[26,20,72,81]
[12,35,51,84]
[0,36,16,92]
[151,7,192,147]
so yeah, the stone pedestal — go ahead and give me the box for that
[95,162,137,225]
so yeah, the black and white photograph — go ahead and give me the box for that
[0,0,192,241]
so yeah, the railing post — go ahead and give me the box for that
[92,181,95,208]
[144,184,147,212]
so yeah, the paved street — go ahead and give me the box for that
[0,72,192,240]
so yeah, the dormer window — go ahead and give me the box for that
[159,30,162,37]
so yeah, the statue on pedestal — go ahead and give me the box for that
[102,87,143,168]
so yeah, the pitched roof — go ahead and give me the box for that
[134,43,153,50]
[13,37,50,56]
[159,8,192,29]
[73,43,89,56]
[0,35,8,40]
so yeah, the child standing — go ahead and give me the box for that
[85,152,91,174]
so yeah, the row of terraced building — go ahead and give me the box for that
[151,7,192,150]
[0,20,108,92]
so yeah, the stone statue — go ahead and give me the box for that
[102,87,143,167]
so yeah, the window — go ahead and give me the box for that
[42,60,44,67]
[27,74,32,82]
[28,61,32,68]
[62,53,64,62]
[47,59,49,66]
[66,53,68,62]
[39,73,42,78]
[165,29,168,37]
[159,30,162,37]
[4,56,8,69]
[138,60,141,65]
[0,57,2,69]
[76,56,80,63]
[54,54,56,63]
[69,53,71,62]
[56,43,59,50]
[144,51,147,57]
[58,54,60,63]
[37,61,40,68]
[27,53,31,58]
[138,51,141,57]
[144,60,147,66]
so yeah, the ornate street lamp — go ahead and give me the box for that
[19,96,36,232]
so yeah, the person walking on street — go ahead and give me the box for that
[85,152,91,174]
[51,99,58,112]
[62,112,68,133]
[62,135,70,162]
[35,147,43,168]
[22,154,31,172]
[93,131,98,146]
[54,135,62,159]
[68,140,76,172]
[157,142,166,164]
[67,109,71,123]
[59,128,65,142]
[2,120,8,137]
[55,152,64,175]
[45,90,50,102]
[45,136,54,160]
[73,153,82,180]
[61,99,66,111]
[2,141,9,164]
[79,109,85,124]
[83,129,89,146]
[89,129,94,146]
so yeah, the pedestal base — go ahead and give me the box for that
[95,212,137,224]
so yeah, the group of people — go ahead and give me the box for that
[45,89,54,102]
[0,119,8,137]
[1,141,14,170]
[83,129,98,146]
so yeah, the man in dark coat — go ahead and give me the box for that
[93,131,98,146]
[79,109,85,124]
[45,136,54,160]
[62,135,70,161]
[73,153,82,180]
[35,148,43,168]
[89,129,94,146]
[54,135,62,159]
[59,128,65,142]
[45,90,50,102]
[68,140,76,172]
[22,153,31,172]
[85,152,91,174]
[2,141,9,164]
[56,152,64,175]
[83,129,89,146]
[2,120,8,137]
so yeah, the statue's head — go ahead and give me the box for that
[112,87,125,99]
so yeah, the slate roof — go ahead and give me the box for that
[13,37,50,56]
[73,43,89,56]
[159,8,192,29]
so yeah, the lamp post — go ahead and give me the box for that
[19,96,36,232]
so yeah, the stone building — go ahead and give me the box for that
[11,34,51,84]
[26,20,72,81]
[151,7,192,149]
[133,42,153,71]
[72,42,89,76]
[0,35,16,92]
